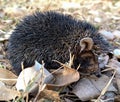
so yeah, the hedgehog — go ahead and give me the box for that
[7,11,113,76]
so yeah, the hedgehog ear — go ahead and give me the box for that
[80,37,94,52]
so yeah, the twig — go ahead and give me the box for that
[68,52,74,67]
[95,70,116,102]
[0,78,17,81]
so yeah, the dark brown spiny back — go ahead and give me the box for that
[7,11,113,75]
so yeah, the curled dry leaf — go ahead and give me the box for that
[0,87,20,101]
[72,75,116,101]
[16,61,54,92]
[51,65,80,86]
[0,68,17,85]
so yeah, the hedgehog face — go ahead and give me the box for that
[73,50,99,75]
[72,37,101,75]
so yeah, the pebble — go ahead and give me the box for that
[113,49,120,58]
[99,30,115,41]
[94,17,101,23]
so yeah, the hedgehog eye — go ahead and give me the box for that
[96,46,100,49]
[93,45,101,55]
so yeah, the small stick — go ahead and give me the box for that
[95,70,116,102]
[0,78,17,81]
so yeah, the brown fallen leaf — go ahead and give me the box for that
[72,75,117,101]
[115,95,120,102]
[0,68,17,85]
[52,64,80,86]
[36,89,60,102]
[0,86,20,101]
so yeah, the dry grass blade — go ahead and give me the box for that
[68,52,74,67]
[95,70,116,102]
[0,78,17,81]
[33,62,47,102]
[53,60,72,68]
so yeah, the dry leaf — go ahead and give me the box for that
[108,59,120,75]
[52,65,80,86]
[64,98,74,102]
[0,87,20,101]
[116,75,120,93]
[108,59,120,93]
[100,92,115,101]
[0,81,5,88]
[115,95,120,102]
[16,61,54,92]
[0,68,17,85]
[36,89,60,102]
[72,75,116,101]
[73,78,100,101]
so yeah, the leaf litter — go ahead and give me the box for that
[1,49,120,101]
[0,0,120,101]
